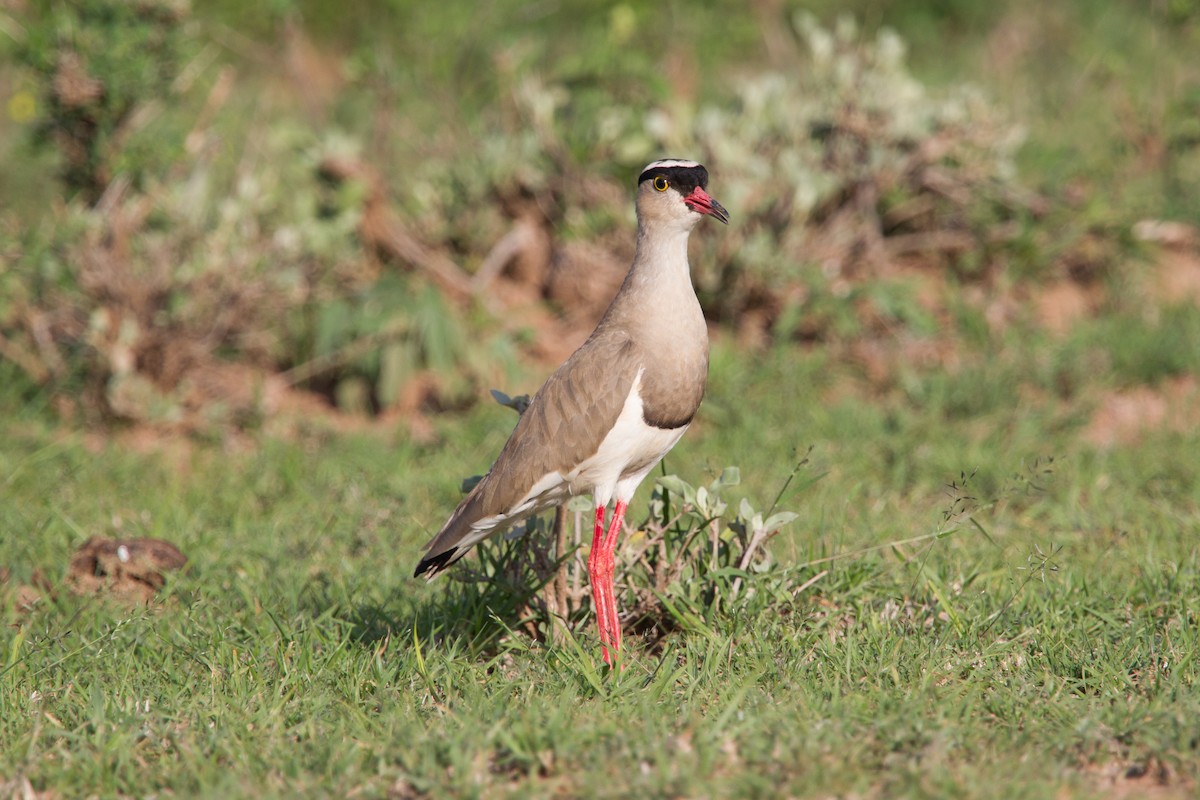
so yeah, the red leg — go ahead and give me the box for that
[601,500,628,660]
[586,504,613,664]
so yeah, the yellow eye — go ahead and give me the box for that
[653,176,669,192]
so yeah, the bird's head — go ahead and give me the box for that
[635,159,730,231]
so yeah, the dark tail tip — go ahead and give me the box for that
[413,548,457,579]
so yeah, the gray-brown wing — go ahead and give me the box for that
[414,330,638,576]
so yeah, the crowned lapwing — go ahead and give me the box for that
[415,159,728,665]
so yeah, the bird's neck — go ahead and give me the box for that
[598,219,704,348]
[626,220,696,296]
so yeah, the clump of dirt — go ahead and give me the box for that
[66,537,188,604]
[0,566,52,613]
[2,537,188,612]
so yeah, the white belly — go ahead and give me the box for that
[567,368,687,508]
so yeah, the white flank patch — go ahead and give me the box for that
[450,369,685,554]
[568,368,687,508]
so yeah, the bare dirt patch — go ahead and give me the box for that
[1084,376,1200,448]
[1080,755,1195,800]
[1135,220,1200,304]
[1035,280,1102,336]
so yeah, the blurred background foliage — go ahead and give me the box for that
[0,0,1197,431]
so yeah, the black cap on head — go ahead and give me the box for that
[637,159,708,195]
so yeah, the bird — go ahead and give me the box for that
[414,159,728,666]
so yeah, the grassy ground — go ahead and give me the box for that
[3,1,1200,797]
[2,323,1199,797]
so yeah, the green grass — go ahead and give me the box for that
[2,1,1198,796]
[2,331,1198,798]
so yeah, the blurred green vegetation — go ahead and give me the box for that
[4,0,1198,218]
[1,3,1199,797]
[8,0,1194,427]
[13,0,194,202]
